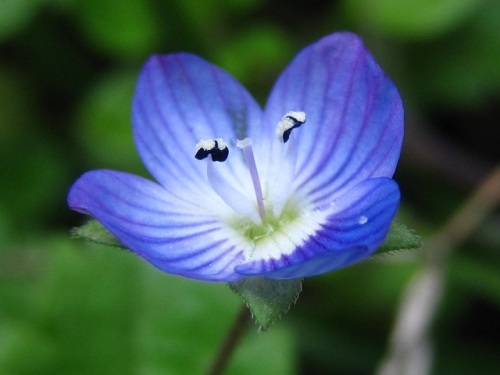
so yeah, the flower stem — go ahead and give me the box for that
[205,305,252,375]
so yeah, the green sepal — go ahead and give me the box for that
[374,219,421,255]
[71,219,126,249]
[228,278,302,331]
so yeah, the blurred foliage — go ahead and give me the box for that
[1,0,500,374]
[73,0,163,59]
[342,0,480,40]
[0,0,49,41]
[74,70,147,175]
[0,236,294,375]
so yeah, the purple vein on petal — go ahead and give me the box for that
[86,198,222,232]
[291,41,350,181]
[310,113,400,206]
[312,43,351,158]
[178,59,243,177]
[299,40,347,174]
[103,220,221,245]
[310,95,401,205]
[148,59,200,169]
[134,128,202,190]
[101,219,242,272]
[151,56,258,193]
[291,40,402,209]
[150,240,244,273]
[92,170,213,215]
[176,248,244,279]
[294,42,362,195]
[156,57,199,143]
[168,243,235,264]
[303,64,376,203]
[134,86,200,190]
[328,77,400,187]
[154,237,230,262]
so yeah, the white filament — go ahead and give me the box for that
[206,159,261,225]
[237,138,266,220]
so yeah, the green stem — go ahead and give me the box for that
[206,304,252,375]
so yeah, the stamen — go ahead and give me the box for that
[237,138,266,220]
[206,160,261,224]
[194,137,261,224]
[271,134,300,216]
[271,111,306,216]
[195,138,229,162]
[275,111,306,143]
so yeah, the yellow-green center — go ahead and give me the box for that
[227,200,301,244]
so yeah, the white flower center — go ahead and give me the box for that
[194,111,307,244]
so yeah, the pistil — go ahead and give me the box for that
[237,138,266,220]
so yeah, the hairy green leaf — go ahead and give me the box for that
[375,220,421,255]
[71,220,125,249]
[229,278,302,330]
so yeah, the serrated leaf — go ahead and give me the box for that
[71,219,125,249]
[229,278,302,330]
[375,220,421,255]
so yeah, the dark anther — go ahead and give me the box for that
[282,115,305,143]
[282,128,293,143]
[195,139,229,162]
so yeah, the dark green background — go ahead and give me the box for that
[1,0,499,374]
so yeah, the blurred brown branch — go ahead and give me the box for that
[377,165,500,375]
[402,116,494,188]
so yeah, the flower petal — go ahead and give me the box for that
[68,170,246,281]
[234,177,400,279]
[132,53,262,200]
[253,32,403,208]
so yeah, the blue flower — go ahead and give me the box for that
[68,32,403,282]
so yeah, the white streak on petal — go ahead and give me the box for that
[206,161,261,224]
[268,132,307,217]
